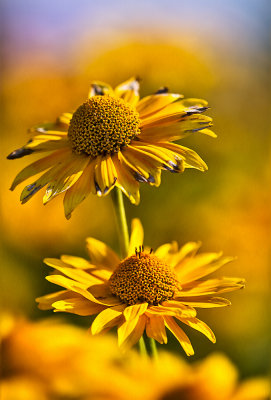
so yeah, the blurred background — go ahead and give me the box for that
[1,0,270,379]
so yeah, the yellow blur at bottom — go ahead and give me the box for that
[1,315,269,400]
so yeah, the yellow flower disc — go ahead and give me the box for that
[68,95,141,157]
[109,252,181,305]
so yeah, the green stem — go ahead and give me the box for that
[139,337,148,357]
[149,338,159,360]
[111,187,147,356]
[111,188,129,258]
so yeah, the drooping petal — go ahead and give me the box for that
[94,156,117,196]
[177,317,216,343]
[118,314,147,350]
[10,148,71,190]
[112,153,140,205]
[63,159,96,219]
[156,142,207,171]
[163,316,194,356]
[43,154,89,204]
[146,315,167,344]
[128,218,144,256]
[123,302,148,321]
[114,77,140,106]
[91,305,125,335]
[122,145,162,186]
[85,237,120,270]
[132,141,184,173]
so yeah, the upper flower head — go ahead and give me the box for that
[36,219,244,355]
[7,77,215,219]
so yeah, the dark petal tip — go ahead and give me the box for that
[7,148,34,159]
[134,172,148,183]
[155,87,169,95]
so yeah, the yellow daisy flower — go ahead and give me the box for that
[7,77,215,218]
[36,219,244,355]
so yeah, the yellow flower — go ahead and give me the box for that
[37,219,244,354]
[8,77,215,218]
[118,351,270,400]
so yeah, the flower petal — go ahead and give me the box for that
[52,298,105,316]
[60,255,93,269]
[176,253,235,284]
[114,77,140,106]
[147,302,196,318]
[177,296,232,308]
[94,156,117,196]
[43,155,89,204]
[177,317,216,343]
[123,302,148,321]
[140,114,214,142]
[157,142,207,171]
[91,305,125,335]
[137,93,183,118]
[128,218,144,256]
[112,153,140,205]
[63,159,96,219]
[86,237,120,270]
[118,315,147,350]
[164,316,194,356]
[36,290,72,310]
[146,315,167,344]
[179,277,245,296]
[10,148,71,190]
[88,81,114,97]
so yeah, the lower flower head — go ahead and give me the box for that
[36,219,244,354]
[109,251,181,305]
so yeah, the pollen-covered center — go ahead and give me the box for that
[68,95,141,157]
[109,252,181,306]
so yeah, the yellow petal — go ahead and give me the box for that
[123,302,148,321]
[112,153,140,205]
[43,155,89,204]
[137,93,183,118]
[118,315,147,350]
[91,305,125,335]
[180,277,245,296]
[147,302,196,318]
[85,237,120,270]
[140,114,214,142]
[63,159,96,219]
[88,81,114,97]
[128,218,144,256]
[177,296,232,308]
[60,255,92,269]
[36,290,71,310]
[94,156,117,196]
[10,148,71,190]
[157,142,207,171]
[177,317,216,343]
[154,241,179,263]
[164,316,194,356]
[114,77,140,106]
[52,298,105,316]
[146,315,167,344]
[176,253,234,284]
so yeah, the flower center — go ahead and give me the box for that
[68,95,141,157]
[109,252,181,306]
